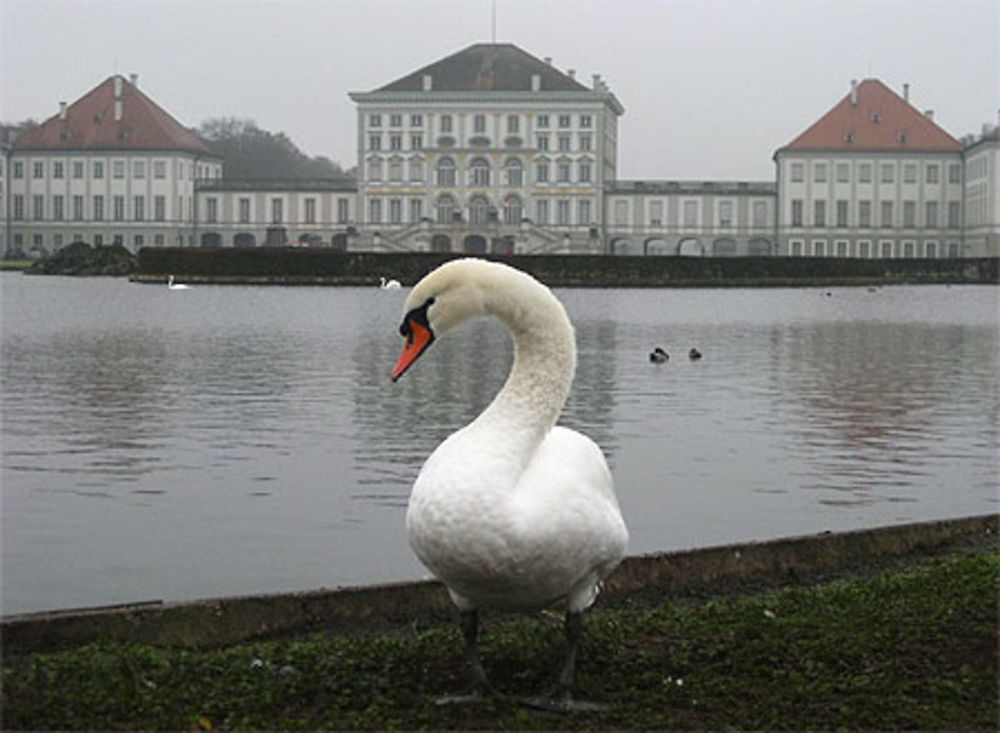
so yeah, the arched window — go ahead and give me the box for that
[504,158,523,187]
[469,157,490,187]
[388,156,403,182]
[469,195,490,226]
[503,195,522,225]
[408,156,425,182]
[436,157,456,187]
[435,194,457,223]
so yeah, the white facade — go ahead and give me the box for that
[963,134,1000,257]
[776,151,966,258]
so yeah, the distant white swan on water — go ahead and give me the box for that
[390,258,628,711]
[167,275,190,290]
[379,276,402,290]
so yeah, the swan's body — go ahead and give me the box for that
[391,258,627,708]
[167,275,190,290]
[379,276,402,290]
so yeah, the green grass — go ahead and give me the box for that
[0,260,33,271]
[3,550,997,730]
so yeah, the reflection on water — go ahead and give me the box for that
[1,273,997,614]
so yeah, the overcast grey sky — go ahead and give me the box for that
[2,0,997,180]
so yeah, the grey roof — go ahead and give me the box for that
[375,43,590,93]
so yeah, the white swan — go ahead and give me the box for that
[379,276,402,290]
[167,275,190,291]
[390,258,628,710]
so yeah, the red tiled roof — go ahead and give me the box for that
[375,43,590,93]
[13,75,212,155]
[779,79,962,153]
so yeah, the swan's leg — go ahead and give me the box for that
[436,609,500,705]
[523,611,610,713]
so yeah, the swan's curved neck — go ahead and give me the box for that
[470,277,576,460]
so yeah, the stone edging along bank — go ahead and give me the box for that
[2,514,995,657]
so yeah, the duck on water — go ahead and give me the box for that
[390,258,628,711]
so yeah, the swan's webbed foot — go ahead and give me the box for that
[521,610,611,713]
[436,609,503,705]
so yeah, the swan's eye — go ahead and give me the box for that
[398,297,436,345]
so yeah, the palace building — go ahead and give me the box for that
[3,44,997,259]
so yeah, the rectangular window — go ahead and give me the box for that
[813,200,826,227]
[948,164,961,184]
[369,114,382,127]
[558,114,571,128]
[718,200,732,227]
[578,134,592,151]
[114,160,126,179]
[904,163,917,183]
[33,194,44,220]
[614,200,628,226]
[271,198,283,224]
[389,114,402,127]
[337,197,349,224]
[836,200,848,227]
[410,134,423,150]
[753,200,767,227]
[389,134,402,151]
[33,161,44,178]
[926,241,938,258]
[684,200,698,227]
[925,201,938,228]
[859,163,872,183]
[858,240,871,258]
[389,198,402,223]
[557,162,571,182]
[536,162,549,182]
[578,161,591,183]
[368,198,382,224]
[410,114,423,127]
[948,201,961,228]
[814,163,827,182]
[440,114,452,133]
[134,195,145,221]
[53,195,64,220]
[536,135,549,151]
[791,199,803,227]
[409,197,422,222]
[835,163,849,182]
[880,163,894,183]
[134,160,145,179]
[836,240,849,257]
[507,115,519,134]
[558,135,571,152]
[578,199,591,224]
[93,195,104,220]
[389,158,403,181]
[903,200,916,227]
[113,195,125,221]
[206,197,218,223]
[155,195,165,221]
[93,161,104,179]
[881,201,893,227]
[73,195,84,220]
[369,135,381,151]
[556,199,570,225]
[53,161,64,179]
[13,195,24,220]
[790,162,804,182]
[409,157,424,181]
[649,200,663,227]
[926,164,939,183]
[537,114,549,128]
[474,114,486,133]
[536,199,550,225]
[134,234,144,250]
[859,200,872,227]
[154,160,166,179]
[580,114,592,128]
[239,197,250,223]
[13,161,23,178]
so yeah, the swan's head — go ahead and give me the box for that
[390,259,502,382]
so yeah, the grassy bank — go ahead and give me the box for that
[3,548,996,730]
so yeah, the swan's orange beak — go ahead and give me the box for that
[391,320,434,382]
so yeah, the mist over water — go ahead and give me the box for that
[2,273,997,614]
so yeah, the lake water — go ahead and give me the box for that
[1,272,997,615]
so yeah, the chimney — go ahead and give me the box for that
[903,83,909,103]
[531,73,541,92]
[850,79,858,106]
[113,75,123,98]
[924,109,934,121]
[592,73,602,89]
[543,56,552,65]
[129,73,138,88]
[58,102,68,120]
[422,74,432,91]
[567,68,576,80]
